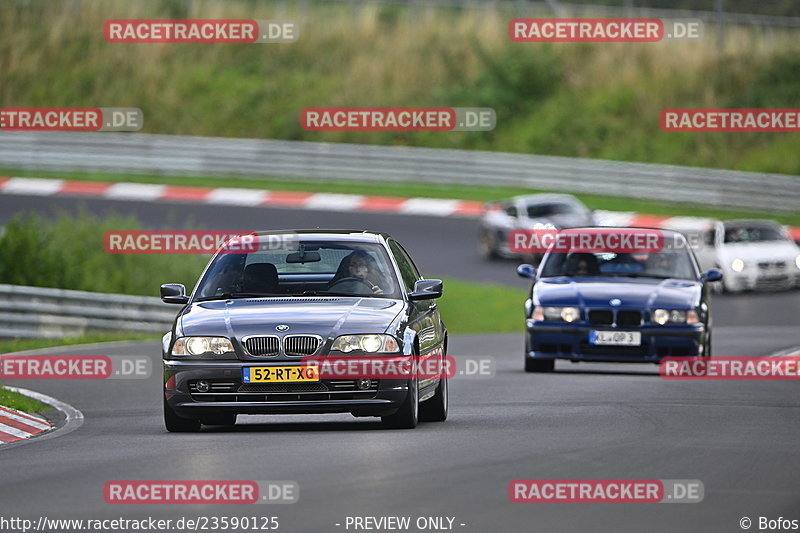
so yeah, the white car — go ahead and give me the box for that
[662,218,800,293]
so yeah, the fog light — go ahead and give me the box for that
[357,379,371,390]
[196,380,210,393]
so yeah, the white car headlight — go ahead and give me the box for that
[731,258,745,273]
[172,336,234,356]
[331,334,400,353]
[652,309,698,325]
[539,306,580,322]
[795,255,800,270]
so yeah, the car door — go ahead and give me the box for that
[388,239,444,391]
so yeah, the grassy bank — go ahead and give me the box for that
[2,1,800,174]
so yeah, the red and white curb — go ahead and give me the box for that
[0,404,52,444]
[1,176,798,240]
[0,386,84,449]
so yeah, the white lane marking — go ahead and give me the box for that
[304,193,364,211]
[206,187,269,205]
[0,409,51,430]
[0,422,33,439]
[399,198,460,216]
[1,177,65,195]
[105,182,166,200]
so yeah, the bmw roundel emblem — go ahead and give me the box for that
[276,324,290,332]
[609,298,622,306]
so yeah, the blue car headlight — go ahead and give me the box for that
[652,309,698,325]
[534,306,580,322]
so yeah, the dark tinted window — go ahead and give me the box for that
[724,225,785,243]
[526,202,581,218]
[388,240,421,292]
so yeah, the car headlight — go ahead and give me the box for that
[731,258,745,273]
[652,309,698,325]
[331,334,400,353]
[535,306,580,322]
[795,255,800,270]
[172,336,234,356]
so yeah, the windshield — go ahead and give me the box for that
[724,225,785,243]
[194,240,401,300]
[526,202,582,218]
[540,250,698,280]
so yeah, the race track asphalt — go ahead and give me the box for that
[1,193,799,533]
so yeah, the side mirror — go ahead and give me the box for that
[517,264,537,279]
[702,269,723,282]
[161,283,189,304]
[409,279,443,301]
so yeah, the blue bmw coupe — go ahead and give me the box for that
[517,228,723,372]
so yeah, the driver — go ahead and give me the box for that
[330,251,384,294]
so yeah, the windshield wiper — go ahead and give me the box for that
[295,290,360,297]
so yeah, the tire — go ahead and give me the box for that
[704,334,712,358]
[164,397,201,432]
[525,357,555,373]
[419,374,448,422]
[382,377,419,429]
[478,230,499,260]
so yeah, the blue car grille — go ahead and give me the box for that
[588,309,641,326]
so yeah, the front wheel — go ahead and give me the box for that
[164,397,201,432]
[382,377,419,429]
[478,230,499,260]
[419,375,448,422]
[525,357,555,373]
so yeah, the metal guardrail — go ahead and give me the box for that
[0,131,798,212]
[0,284,175,339]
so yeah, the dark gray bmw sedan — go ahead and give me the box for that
[160,230,447,432]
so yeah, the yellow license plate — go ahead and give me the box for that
[243,365,319,383]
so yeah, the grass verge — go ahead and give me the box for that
[437,278,526,334]
[0,387,48,413]
[3,168,799,227]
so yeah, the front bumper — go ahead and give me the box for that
[164,360,408,418]
[725,270,799,292]
[525,322,706,363]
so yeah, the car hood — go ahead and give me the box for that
[179,297,405,340]
[534,277,701,309]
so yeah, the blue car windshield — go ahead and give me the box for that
[540,251,697,280]
[194,241,402,300]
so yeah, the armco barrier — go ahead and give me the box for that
[0,284,175,339]
[0,132,798,212]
